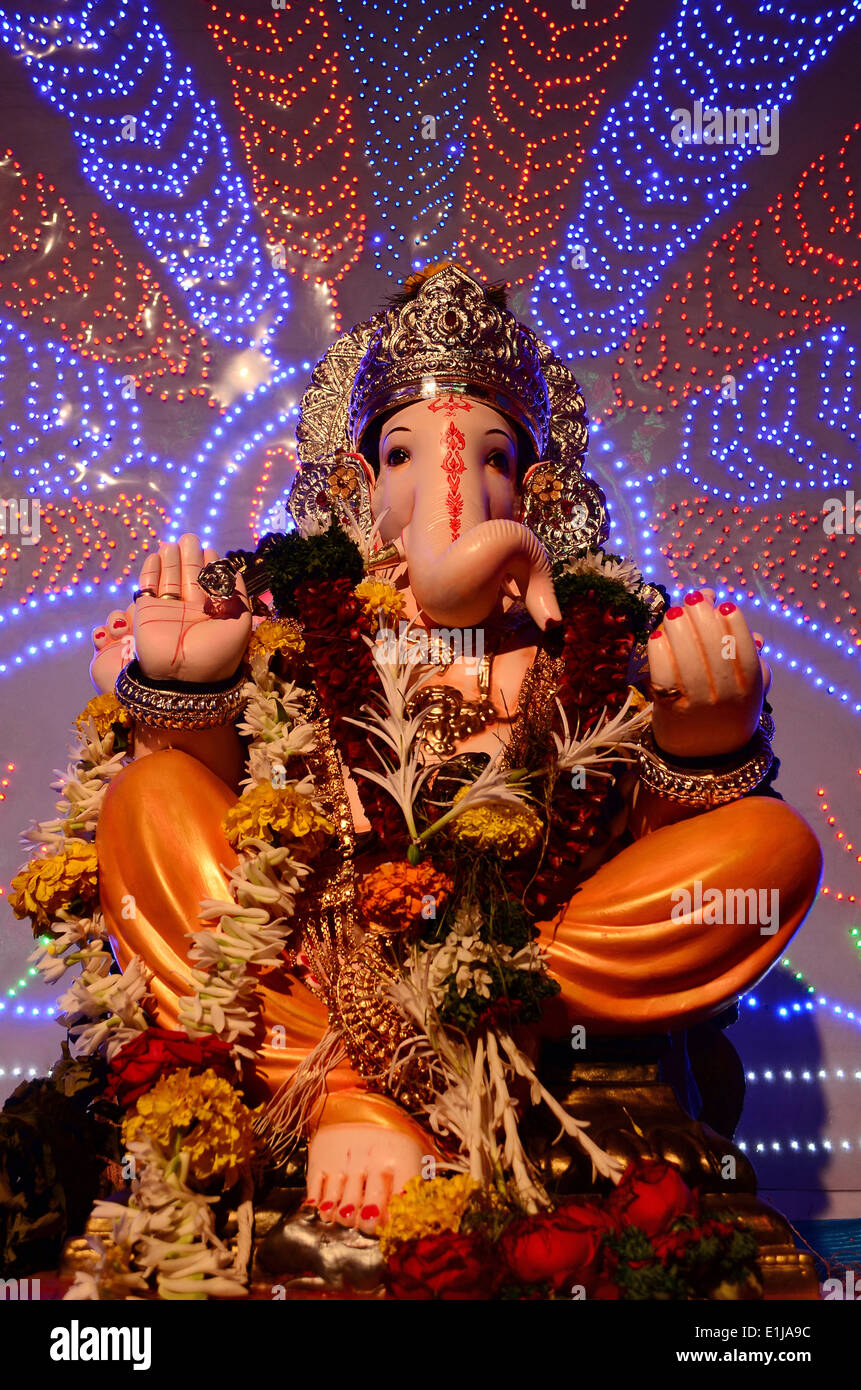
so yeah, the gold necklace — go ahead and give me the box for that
[405,650,497,758]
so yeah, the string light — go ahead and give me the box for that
[0,148,215,401]
[611,124,861,414]
[456,1,632,286]
[206,2,363,323]
[0,0,291,347]
[531,0,861,355]
[334,0,502,279]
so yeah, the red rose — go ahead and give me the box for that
[500,1201,610,1294]
[386,1232,498,1301]
[104,1027,235,1108]
[607,1160,697,1237]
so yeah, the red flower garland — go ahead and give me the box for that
[532,591,639,911]
[294,577,408,849]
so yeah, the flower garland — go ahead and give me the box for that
[8,619,333,1295]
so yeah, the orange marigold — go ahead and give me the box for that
[357,860,453,936]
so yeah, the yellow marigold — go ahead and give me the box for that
[378,1174,480,1258]
[451,793,543,859]
[75,692,133,738]
[354,579,406,624]
[247,618,305,663]
[357,860,453,936]
[123,1068,257,1188]
[9,839,99,932]
[381,1173,481,1262]
[223,783,332,854]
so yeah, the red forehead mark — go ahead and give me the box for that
[427,393,473,418]
[440,420,466,541]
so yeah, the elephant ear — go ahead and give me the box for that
[287,449,376,539]
[519,460,609,563]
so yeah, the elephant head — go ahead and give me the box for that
[362,394,561,631]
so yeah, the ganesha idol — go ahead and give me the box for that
[87,264,820,1249]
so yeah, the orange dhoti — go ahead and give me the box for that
[96,749,822,1106]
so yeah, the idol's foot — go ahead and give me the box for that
[304,1089,433,1235]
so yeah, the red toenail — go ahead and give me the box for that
[304,1197,317,1207]
[360,1204,379,1220]
[111,619,126,628]
[94,630,105,640]
[649,629,662,640]
[718,602,737,615]
[684,591,704,605]
[339,1205,355,1217]
[666,606,684,620]
[319,1201,333,1211]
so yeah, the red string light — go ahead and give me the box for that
[0,495,168,603]
[0,150,214,402]
[456,0,632,286]
[206,2,365,323]
[610,123,861,415]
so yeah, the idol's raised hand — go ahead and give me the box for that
[646,589,771,758]
[89,533,252,694]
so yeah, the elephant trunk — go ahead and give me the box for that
[403,513,561,630]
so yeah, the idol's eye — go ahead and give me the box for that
[486,449,511,476]
[385,446,410,467]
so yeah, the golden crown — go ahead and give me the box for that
[347,263,551,456]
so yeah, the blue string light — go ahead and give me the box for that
[531,0,861,355]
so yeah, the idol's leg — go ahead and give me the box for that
[538,796,823,1034]
[95,747,355,1098]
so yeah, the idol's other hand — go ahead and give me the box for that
[305,1122,425,1235]
[130,534,252,684]
[646,589,771,758]
[89,603,135,694]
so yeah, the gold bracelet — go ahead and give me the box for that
[115,659,247,731]
[636,727,774,808]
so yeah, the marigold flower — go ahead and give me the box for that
[378,1174,480,1258]
[357,860,453,935]
[9,839,99,932]
[75,692,133,738]
[451,796,543,858]
[123,1068,257,1189]
[246,618,306,663]
[354,578,406,625]
[223,783,332,854]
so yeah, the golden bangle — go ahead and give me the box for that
[115,659,247,731]
[636,727,774,808]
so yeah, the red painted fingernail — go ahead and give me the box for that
[339,1204,355,1218]
[755,639,763,649]
[360,1204,379,1220]
[718,602,737,615]
[94,630,106,640]
[666,606,684,620]
[319,1201,333,1212]
[649,630,662,640]
[684,591,704,605]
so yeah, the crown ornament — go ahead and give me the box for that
[289,262,609,560]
